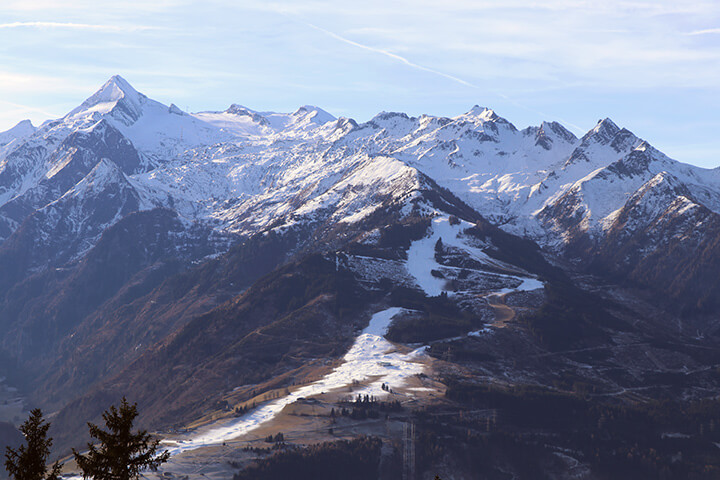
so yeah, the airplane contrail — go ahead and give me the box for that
[301,21,476,89]
[278,10,587,133]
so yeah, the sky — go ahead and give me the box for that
[0,1,719,167]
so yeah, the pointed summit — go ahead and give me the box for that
[458,105,517,135]
[463,105,497,121]
[102,75,138,96]
[10,119,34,131]
[66,75,146,124]
[538,121,577,144]
[0,119,36,146]
[460,105,517,130]
[578,117,642,154]
[581,118,620,144]
[84,75,142,107]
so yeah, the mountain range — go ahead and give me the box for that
[1,76,719,479]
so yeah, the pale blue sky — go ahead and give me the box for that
[0,1,718,167]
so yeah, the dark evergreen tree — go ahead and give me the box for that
[4,408,61,480]
[72,397,169,480]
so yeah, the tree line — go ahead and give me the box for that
[4,397,168,480]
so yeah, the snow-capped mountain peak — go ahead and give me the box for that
[50,75,233,163]
[92,74,140,103]
[463,105,497,121]
[292,105,335,124]
[453,106,518,138]
[0,119,35,148]
[582,117,620,144]
[539,121,576,142]
[225,104,254,115]
[223,104,268,124]
[66,75,146,125]
[528,121,577,151]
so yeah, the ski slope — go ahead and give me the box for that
[160,307,424,456]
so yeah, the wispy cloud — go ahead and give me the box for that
[0,71,94,94]
[0,0,187,13]
[686,28,720,35]
[0,21,163,32]
[0,99,60,118]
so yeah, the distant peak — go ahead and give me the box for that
[459,105,517,133]
[0,118,36,144]
[93,75,141,103]
[369,111,412,126]
[293,105,328,115]
[294,105,316,114]
[539,121,577,143]
[580,117,622,145]
[224,104,269,126]
[465,105,495,119]
[106,74,134,90]
[66,75,146,123]
[374,111,410,120]
[7,119,35,133]
[593,117,620,134]
[225,104,256,115]
[292,105,335,124]
[461,106,518,130]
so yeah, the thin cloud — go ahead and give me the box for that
[686,28,720,35]
[0,99,59,118]
[0,21,162,32]
[0,71,98,100]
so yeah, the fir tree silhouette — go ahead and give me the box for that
[73,397,169,480]
[5,409,61,480]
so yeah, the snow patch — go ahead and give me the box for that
[406,215,543,296]
[496,277,544,295]
[362,306,406,336]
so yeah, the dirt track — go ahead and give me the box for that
[486,293,515,328]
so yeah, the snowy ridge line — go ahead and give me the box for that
[3,75,719,266]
